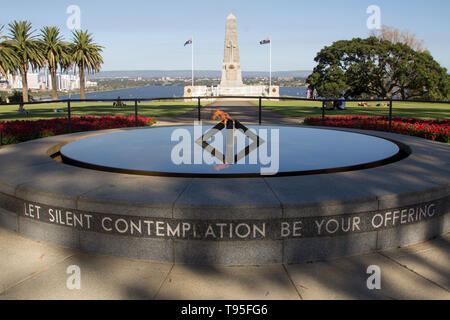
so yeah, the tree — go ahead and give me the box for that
[0,25,18,78]
[306,37,450,100]
[371,25,425,52]
[70,30,103,100]
[5,21,44,102]
[39,26,70,100]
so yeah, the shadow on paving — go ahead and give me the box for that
[284,236,449,300]
[0,228,448,299]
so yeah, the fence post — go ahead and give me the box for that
[135,100,139,127]
[259,97,262,125]
[67,100,72,133]
[198,97,201,121]
[389,99,393,131]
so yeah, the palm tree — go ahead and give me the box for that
[5,21,43,102]
[70,30,103,100]
[39,26,70,100]
[0,25,17,78]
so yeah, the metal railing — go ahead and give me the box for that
[0,95,449,146]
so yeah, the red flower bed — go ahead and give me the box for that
[304,116,450,143]
[0,115,156,145]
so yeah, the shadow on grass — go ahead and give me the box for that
[0,104,197,121]
[262,102,450,120]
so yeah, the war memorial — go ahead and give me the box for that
[184,14,280,98]
[0,14,448,267]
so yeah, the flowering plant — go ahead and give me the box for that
[304,116,449,143]
[0,115,156,145]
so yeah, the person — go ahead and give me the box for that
[18,104,31,115]
[335,94,346,110]
[312,88,318,100]
[306,88,311,99]
[324,101,334,110]
[113,96,125,107]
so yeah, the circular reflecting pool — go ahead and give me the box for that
[60,125,406,177]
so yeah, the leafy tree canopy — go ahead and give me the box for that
[306,37,450,101]
[70,30,104,100]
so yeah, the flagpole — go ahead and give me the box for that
[269,38,272,90]
[191,36,194,87]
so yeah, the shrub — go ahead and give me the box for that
[304,116,450,143]
[0,115,156,145]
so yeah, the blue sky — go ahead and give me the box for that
[1,0,449,71]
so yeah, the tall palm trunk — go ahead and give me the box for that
[20,65,29,102]
[50,65,58,100]
[79,62,85,100]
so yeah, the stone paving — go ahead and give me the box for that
[154,99,305,126]
[0,228,448,300]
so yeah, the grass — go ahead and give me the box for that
[2,99,449,122]
[256,100,450,120]
[0,100,206,121]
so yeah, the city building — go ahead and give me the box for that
[0,72,97,92]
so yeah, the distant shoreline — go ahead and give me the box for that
[30,84,151,100]
[28,85,307,101]
[87,70,313,79]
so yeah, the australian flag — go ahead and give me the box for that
[184,38,193,46]
[259,38,270,45]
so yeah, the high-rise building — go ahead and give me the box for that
[0,71,97,92]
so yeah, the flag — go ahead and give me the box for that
[184,38,193,46]
[259,38,270,45]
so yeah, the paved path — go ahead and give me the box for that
[155,99,304,126]
[0,227,448,300]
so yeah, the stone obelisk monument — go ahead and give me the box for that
[184,14,279,99]
[220,13,243,87]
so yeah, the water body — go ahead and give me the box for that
[57,86,307,100]
[58,86,184,100]
[280,87,307,97]
[61,126,400,176]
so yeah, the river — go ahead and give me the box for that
[56,86,307,100]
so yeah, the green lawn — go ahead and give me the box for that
[0,101,205,121]
[2,99,449,122]
[256,100,450,120]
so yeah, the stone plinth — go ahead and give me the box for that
[218,85,279,98]
[184,85,280,99]
[0,127,448,264]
